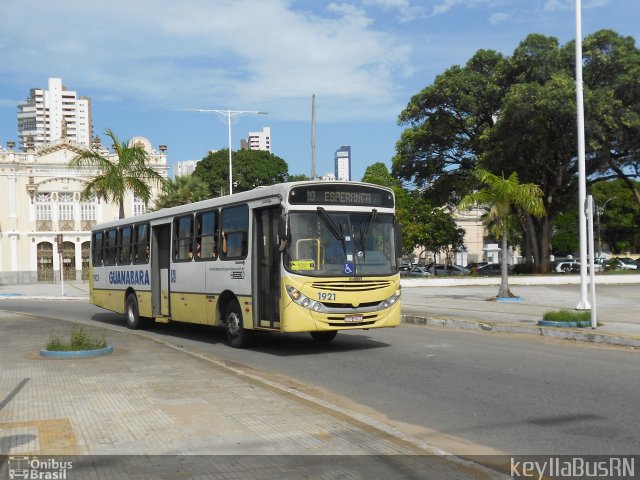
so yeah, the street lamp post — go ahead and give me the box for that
[189,109,267,195]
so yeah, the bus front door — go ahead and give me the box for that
[255,207,280,329]
[151,223,171,318]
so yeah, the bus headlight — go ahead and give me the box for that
[286,285,327,313]
[380,289,401,310]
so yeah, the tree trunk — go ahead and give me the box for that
[537,216,553,273]
[119,201,125,219]
[497,231,512,298]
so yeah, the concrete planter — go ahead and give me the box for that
[537,320,592,328]
[39,345,114,358]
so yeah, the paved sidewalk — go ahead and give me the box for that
[0,309,497,479]
[401,278,640,348]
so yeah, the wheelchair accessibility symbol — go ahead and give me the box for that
[343,262,355,275]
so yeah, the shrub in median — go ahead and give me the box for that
[46,324,107,351]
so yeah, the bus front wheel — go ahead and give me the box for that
[225,300,251,348]
[310,331,338,342]
[125,294,145,330]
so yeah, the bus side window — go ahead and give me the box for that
[220,205,248,259]
[174,215,194,261]
[133,223,149,264]
[196,210,218,260]
[92,231,103,266]
[105,229,117,266]
[119,225,133,265]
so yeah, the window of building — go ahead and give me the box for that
[58,192,75,231]
[35,193,52,221]
[133,195,147,216]
[80,197,96,220]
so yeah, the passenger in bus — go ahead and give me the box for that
[325,239,344,264]
[221,230,242,257]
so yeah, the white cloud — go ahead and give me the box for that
[361,0,423,21]
[489,12,510,24]
[429,0,505,17]
[544,0,609,11]
[0,0,414,122]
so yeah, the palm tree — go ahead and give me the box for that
[153,174,211,210]
[69,129,165,219]
[459,169,545,299]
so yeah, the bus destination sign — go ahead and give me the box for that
[289,185,394,208]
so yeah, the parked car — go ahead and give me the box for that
[475,263,512,275]
[399,263,412,272]
[554,260,580,273]
[607,257,638,270]
[554,260,603,273]
[424,262,470,276]
[408,266,433,277]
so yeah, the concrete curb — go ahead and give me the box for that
[402,314,640,349]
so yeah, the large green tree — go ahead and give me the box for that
[459,169,545,299]
[193,149,288,196]
[68,129,165,219]
[582,30,640,205]
[393,30,640,271]
[591,179,640,254]
[153,174,211,210]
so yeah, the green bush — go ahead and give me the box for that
[542,309,592,322]
[46,325,107,351]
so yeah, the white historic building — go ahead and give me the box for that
[0,137,168,284]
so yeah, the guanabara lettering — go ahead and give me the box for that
[108,270,150,285]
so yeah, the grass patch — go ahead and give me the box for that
[542,309,592,323]
[46,324,107,351]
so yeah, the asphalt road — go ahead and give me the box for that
[2,298,639,457]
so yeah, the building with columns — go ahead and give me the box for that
[0,136,168,284]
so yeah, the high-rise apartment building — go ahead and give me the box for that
[17,77,92,150]
[334,145,351,181]
[241,127,271,152]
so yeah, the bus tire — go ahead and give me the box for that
[125,293,144,330]
[310,331,338,342]
[225,300,251,348]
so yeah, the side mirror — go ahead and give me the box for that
[394,223,403,264]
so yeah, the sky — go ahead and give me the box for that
[1,0,639,181]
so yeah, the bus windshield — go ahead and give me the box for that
[285,210,397,276]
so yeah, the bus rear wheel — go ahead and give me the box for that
[310,331,338,342]
[125,293,145,330]
[225,300,251,348]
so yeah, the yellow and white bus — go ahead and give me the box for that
[89,181,402,347]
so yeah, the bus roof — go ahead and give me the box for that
[92,180,395,231]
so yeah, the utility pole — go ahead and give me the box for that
[311,95,316,179]
[189,109,267,195]
[575,0,590,310]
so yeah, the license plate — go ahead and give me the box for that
[344,315,363,323]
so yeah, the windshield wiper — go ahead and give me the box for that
[317,207,347,258]
[359,208,377,262]
[317,207,343,241]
